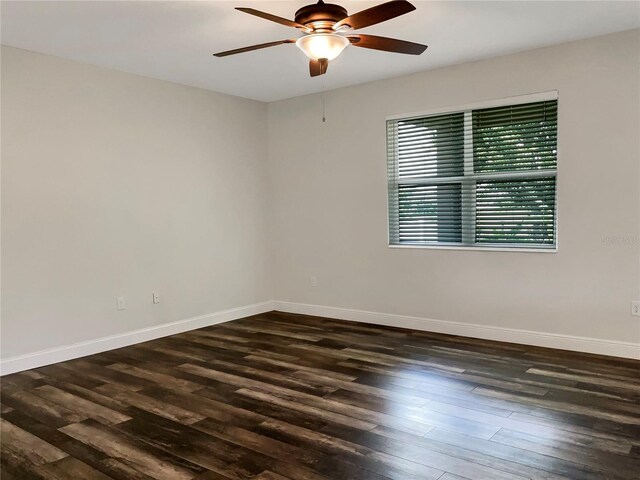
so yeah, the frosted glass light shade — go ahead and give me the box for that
[296,34,349,61]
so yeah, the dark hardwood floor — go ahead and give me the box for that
[2,311,639,480]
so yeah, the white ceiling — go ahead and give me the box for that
[2,1,638,102]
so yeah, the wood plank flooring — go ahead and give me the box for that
[2,311,639,480]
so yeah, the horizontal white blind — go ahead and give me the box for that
[397,184,462,243]
[473,101,557,173]
[396,114,464,179]
[387,99,557,249]
[475,178,556,245]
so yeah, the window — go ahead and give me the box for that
[387,95,557,250]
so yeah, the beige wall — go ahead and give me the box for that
[268,29,640,344]
[1,46,272,358]
[2,30,639,361]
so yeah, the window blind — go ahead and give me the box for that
[387,98,557,249]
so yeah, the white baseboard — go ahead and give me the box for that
[0,301,275,376]
[3,299,637,376]
[273,301,640,360]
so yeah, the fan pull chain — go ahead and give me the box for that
[322,78,326,123]
[322,93,326,123]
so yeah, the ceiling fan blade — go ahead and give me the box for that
[236,7,311,31]
[333,0,415,31]
[309,58,329,77]
[213,39,296,57]
[348,34,427,55]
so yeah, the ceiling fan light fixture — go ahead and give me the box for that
[296,33,349,61]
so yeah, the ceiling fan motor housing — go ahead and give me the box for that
[295,1,348,30]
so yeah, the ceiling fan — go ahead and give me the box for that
[214,0,427,77]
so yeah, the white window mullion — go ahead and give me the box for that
[461,111,476,245]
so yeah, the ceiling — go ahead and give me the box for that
[2,1,639,102]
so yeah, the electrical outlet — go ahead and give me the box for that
[153,292,160,304]
[632,301,640,316]
[117,296,126,311]
[310,276,317,287]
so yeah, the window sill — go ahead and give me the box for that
[388,244,558,253]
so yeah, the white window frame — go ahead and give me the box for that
[386,91,559,253]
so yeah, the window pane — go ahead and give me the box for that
[473,101,557,173]
[398,183,462,244]
[475,177,556,245]
[397,113,465,179]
